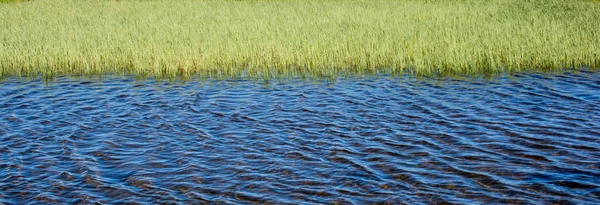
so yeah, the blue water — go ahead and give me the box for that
[1,71,599,204]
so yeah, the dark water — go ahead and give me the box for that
[1,72,599,204]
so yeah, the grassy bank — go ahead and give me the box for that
[1,0,599,79]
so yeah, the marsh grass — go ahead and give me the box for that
[1,0,599,79]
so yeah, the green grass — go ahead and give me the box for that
[0,0,23,3]
[1,0,599,79]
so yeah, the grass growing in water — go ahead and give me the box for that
[1,0,599,79]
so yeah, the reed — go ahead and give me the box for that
[1,0,599,79]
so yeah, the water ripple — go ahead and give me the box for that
[1,71,599,204]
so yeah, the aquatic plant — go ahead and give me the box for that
[0,0,598,79]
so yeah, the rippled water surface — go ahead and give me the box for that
[1,72,600,204]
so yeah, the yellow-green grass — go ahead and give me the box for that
[1,0,599,79]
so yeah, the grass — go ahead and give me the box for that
[1,0,599,79]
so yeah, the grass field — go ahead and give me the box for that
[1,0,599,79]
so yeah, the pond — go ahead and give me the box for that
[1,71,599,204]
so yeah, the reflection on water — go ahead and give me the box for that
[1,71,599,204]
